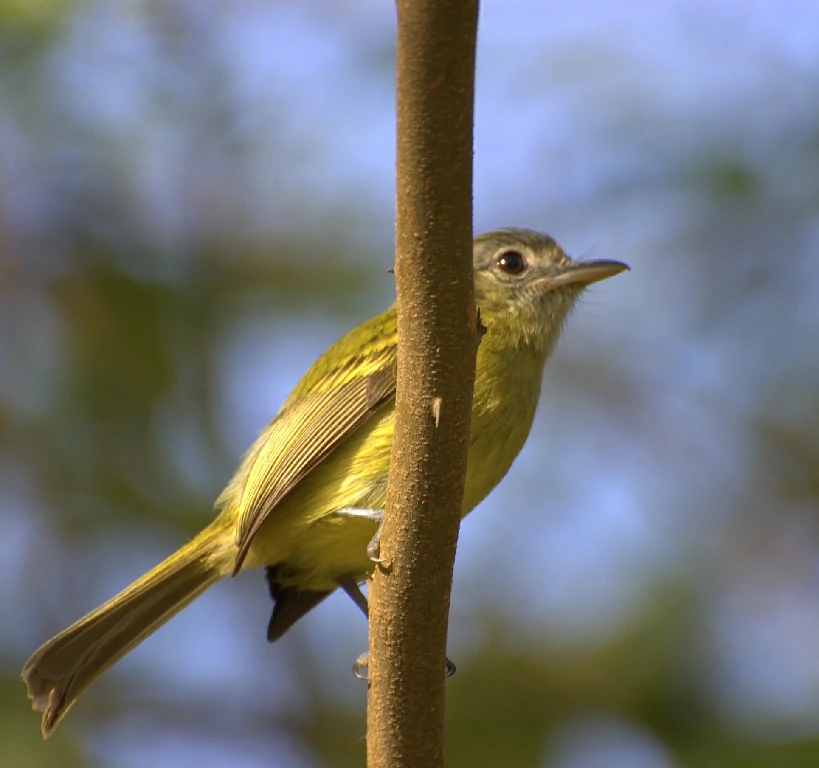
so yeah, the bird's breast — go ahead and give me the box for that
[461,348,543,514]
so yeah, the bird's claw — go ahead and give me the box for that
[367,535,386,564]
[353,652,369,680]
[351,653,456,680]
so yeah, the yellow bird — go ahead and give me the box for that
[22,229,627,737]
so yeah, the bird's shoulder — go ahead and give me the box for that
[282,306,398,407]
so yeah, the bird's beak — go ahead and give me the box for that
[551,259,630,288]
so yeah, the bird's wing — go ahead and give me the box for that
[230,311,397,574]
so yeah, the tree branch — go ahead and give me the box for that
[366,1,480,766]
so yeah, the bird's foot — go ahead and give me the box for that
[334,508,387,563]
[351,652,456,680]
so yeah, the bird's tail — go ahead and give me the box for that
[22,518,231,738]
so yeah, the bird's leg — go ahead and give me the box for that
[336,574,456,680]
[337,575,372,678]
[334,507,385,562]
[337,575,369,618]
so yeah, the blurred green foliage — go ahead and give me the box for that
[3,2,819,767]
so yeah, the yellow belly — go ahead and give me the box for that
[240,349,542,592]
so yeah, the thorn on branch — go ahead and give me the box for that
[476,308,487,343]
[467,302,487,343]
[432,396,442,427]
[467,300,478,334]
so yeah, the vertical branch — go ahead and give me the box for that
[366,1,480,766]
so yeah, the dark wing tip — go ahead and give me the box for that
[21,663,64,739]
[231,546,248,577]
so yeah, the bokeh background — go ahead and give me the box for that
[3,0,819,766]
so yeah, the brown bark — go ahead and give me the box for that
[366,2,480,766]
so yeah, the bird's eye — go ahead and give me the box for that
[496,250,526,275]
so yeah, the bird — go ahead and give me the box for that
[22,228,628,737]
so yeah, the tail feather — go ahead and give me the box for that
[22,521,229,738]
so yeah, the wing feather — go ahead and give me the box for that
[230,326,396,574]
